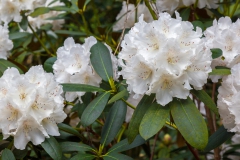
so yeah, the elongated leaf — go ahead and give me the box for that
[81,92,110,126]
[70,153,95,160]
[101,101,127,146]
[43,57,56,73]
[0,59,23,76]
[211,48,222,59]
[30,7,50,17]
[127,94,155,143]
[108,135,145,154]
[191,89,219,116]
[41,136,62,160]
[209,69,231,75]
[19,14,28,31]
[2,149,16,160]
[180,8,190,21]
[54,30,86,36]
[9,32,31,40]
[90,41,113,82]
[139,103,170,140]
[62,83,105,92]
[103,153,133,160]
[58,123,81,137]
[50,6,73,12]
[204,126,234,152]
[192,21,204,31]
[60,142,93,152]
[170,98,208,150]
[108,89,128,104]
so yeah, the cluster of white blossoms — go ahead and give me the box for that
[204,17,240,82]
[53,36,118,102]
[118,12,212,106]
[217,63,240,133]
[0,25,13,59]
[0,65,66,150]
[0,0,46,24]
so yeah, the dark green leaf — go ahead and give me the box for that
[170,98,208,150]
[2,149,16,160]
[29,7,50,17]
[101,101,127,146]
[19,14,28,31]
[127,94,155,143]
[180,8,190,21]
[191,21,204,31]
[81,92,110,126]
[209,69,231,75]
[9,32,31,40]
[58,123,81,137]
[90,41,113,82]
[60,142,93,152]
[211,48,223,59]
[103,153,133,160]
[191,89,219,116]
[139,103,170,140]
[0,59,23,76]
[54,30,86,36]
[43,57,57,73]
[108,89,128,104]
[50,6,73,12]
[62,83,105,92]
[108,135,145,154]
[70,153,95,160]
[41,136,62,160]
[204,126,234,152]
[13,148,27,159]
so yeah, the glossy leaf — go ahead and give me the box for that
[101,100,127,146]
[54,30,86,36]
[58,123,81,137]
[50,6,73,12]
[60,142,93,152]
[0,59,23,76]
[29,7,50,17]
[180,8,190,21]
[139,103,170,140]
[41,136,62,160]
[209,69,231,75]
[127,94,155,143]
[191,89,219,116]
[19,14,28,31]
[192,21,204,31]
[90,41,113,82]
[211,48,223,59]
[2,149,16,160]
[170,98,208,150]
[62,83,105,92]
[81,92,110,126]
[103,153,133,160]
[43,57,57,73]
[204,126,234,152]
[9,32,31,40]
[108,89,128,104]
[70,153,95,160]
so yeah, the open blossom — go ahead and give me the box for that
[0,25,13,59]
[217,63,240,133]
[204,17,240,82]
[0,66,66,150]
[118,12,212,106]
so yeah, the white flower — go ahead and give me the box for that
[118,12,212,106]
[0,66,66,150]
[0,0,22,24]
[0,25,13,59]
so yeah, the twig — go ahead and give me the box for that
[150,130,161,160]
[186,142,200,160]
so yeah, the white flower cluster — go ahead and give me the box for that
[0,0,46,24]
[53,37,119,102]
[217,63,240,133]
[156,0,219,14]
[204,17,240,82]
[0,25,13,59]
[0,65,66,150]
[118,12,212,106]
[27,0,65,31]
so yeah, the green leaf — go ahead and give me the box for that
[191,89,219,116]
[0,59,23,76]
[90,41,113,82]
[209,69,231,75]
[61,83,105,92]
[139,103,170,140]
[29,7,50,17]
[191,21,204,31]
[19,14,28,31]
[108,135,145,154]
[70,153,95,160]
[103,153,133,160]
[81,92,110,126]
[108,89,128,104]
[211,48,223,59]
[60,142,93,152]
[101,100,127,146]
[180,7,190,21]
[54,30,86,36]
[204,126,234,152]
[50,6,73,12]
[127,94,155,143]
[43,57,56,73]
[2,149,16,160]
[41,136,62,160]
[58,123,81,137]
[9,32,31,40]
[170,98,208,150]
[13,148,28,159]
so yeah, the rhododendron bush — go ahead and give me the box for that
[0,0,240,159]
